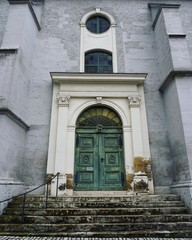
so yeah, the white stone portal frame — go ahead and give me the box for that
[47,73,152,195]
[80,8,118,72]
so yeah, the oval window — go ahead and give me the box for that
[86,16,110,34]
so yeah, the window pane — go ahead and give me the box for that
[85,51,112,73]
[99,17,110,33]
[86,16,110,34]
[77,106,122,127]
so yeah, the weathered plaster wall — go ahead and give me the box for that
[0,2,40,198]
[23,0,173,191]
[163,80,188,182]
[168,77,192,210]
[148,1,192,205]
[0,115,25,179]
[180,2,192,64]
[117,0,173,192]
[176,77,192,179]
[0,0,192,200]
[0,180,23,214]
[0,0,9,47]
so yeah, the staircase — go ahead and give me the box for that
[0,194,192,237]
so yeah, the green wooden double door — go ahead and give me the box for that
[74,130,125,191]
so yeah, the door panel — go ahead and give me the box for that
[75,134,98,190]
[99,134,124,190]
[75,131,124,191]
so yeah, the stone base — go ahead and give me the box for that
[171,181,192,211]
[50,174,66,196]
[133,174,149,193]
[0,178,24,214]
[154,186,171,194]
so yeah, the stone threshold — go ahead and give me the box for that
[72,191,136,197]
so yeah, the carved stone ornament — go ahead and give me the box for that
[128,96,141,108]
[96,96,102,104]
[56,94,70,106]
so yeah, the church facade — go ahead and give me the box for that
[0,0,192,212]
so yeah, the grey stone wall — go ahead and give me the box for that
[176,77,192,179]
[180,2,192,64]
[12,0,188,191]
[116,0,174,192]
[163,80,189,182]
[0,115,25,179]
[0,0,9,47]
[0,181,24,214]
[148,1,192,208]
[0,2,40,191]
[0,0,192,201]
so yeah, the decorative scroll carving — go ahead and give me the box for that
[128,96,141,108]
[56,94,70,106]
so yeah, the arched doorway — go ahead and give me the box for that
[74,106,125,191]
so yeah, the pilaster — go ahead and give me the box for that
[50,94,70,196]
[128,96,153,194]
[128,96,143,157]
[54,94,70,174]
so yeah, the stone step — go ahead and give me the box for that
[12,194,181,202]
[3,206,189,216]
[1,230,192,238]
[7,200,185,209]
[0,230,192,238]
[1,214,192,224]
[1,222,192,233]
[1,194,191,237]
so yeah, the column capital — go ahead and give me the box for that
[128,96,141,108]
[56,94,70,107]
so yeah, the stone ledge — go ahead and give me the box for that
[7,0,28,3]
[0,178,23,185]
[0,48,19,54]
[171,181,192,188]
[159,70,192,92]
[168,33,186,38]
[148,3,181,30]
[7,0,41,31]
[0,108,30,130]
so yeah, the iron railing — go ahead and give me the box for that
[0,172,60,222]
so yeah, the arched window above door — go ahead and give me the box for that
[85,51,113,73]
[76,106,122,127]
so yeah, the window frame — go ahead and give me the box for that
[86,15,111,34]
[85,50,113,73]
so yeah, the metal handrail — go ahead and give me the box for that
[0,172,60,222]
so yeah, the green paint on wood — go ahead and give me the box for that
[74,129,125,191]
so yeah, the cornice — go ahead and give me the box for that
[50,73,147,85]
